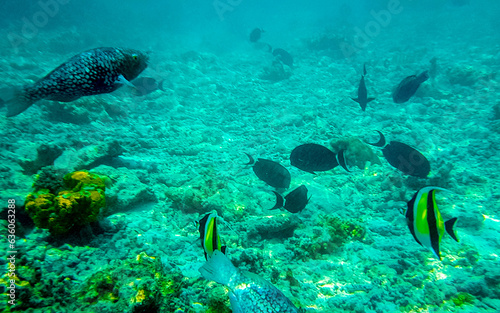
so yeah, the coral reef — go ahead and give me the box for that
[24,170,107,236]
[260,60,292,81]
[18,143,64,175]
[76,252,185,312]
[446,64,496,86]
[287,215,366,260]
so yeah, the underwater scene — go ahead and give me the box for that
[1,0,499,312]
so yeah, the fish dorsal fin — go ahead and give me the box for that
[445,217,459,242]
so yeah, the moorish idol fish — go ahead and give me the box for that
[198,211,227,260]
[404,186,459,260]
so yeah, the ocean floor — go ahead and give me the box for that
[1,19,500,313]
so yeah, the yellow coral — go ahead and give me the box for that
[135,289,146,303]
[90,190,102,202]
[71,171,90,182]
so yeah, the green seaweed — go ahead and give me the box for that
[450,292,475,307]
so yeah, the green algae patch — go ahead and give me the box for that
[287,215,366,260]
[450,292,476,307]
[25,170,107,236]
[76,252,185,312]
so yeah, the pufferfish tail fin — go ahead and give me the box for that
[445,217,459,242]
[2,86,36,117]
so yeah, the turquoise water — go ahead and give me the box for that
[1,0,499,312]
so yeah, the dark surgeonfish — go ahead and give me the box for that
[272,48,293,67]
[199,250,300,313]
[404,186,459,260]
[290,143,349,174]
[271,185,309,213]
[3,47,148,117]
[197,211,227,260]
[392,71,429,103]
[351,64,375,111]
[369,131,430,178]
[250,28,264,42]
[131,77,164,96]
[245,154,291,189]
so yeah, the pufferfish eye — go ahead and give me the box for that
[132,54,138,60]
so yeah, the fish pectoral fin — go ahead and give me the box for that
[351,97,360,104]
[271,191,284,210]
[367,97,376,102]
[445,217,459,242]
[115,74,136,88]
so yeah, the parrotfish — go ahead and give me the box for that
[272,185,310,213]
[392,71,429,103]
[199,250,300,313]
[245,154,291,189]
[404,186,459,260]
[4,47,148,117]
[351,64,375,111]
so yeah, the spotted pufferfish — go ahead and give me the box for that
[4,47,148,117]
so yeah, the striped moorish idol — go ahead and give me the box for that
[198,212,227,260]
[405,186,459,260]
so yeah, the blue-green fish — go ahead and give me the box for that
[199,250,299,313]
[405,186,459,260]
[4,47,148,117]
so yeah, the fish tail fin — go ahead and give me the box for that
[368,130,386,147]
[417,71,430,83]
[271,191,284,210]
[199,250,237,286]
[2,86,36,117]
[336,149,350,172]
[445,217,459,242]
[244,153,255,165]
